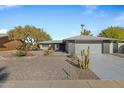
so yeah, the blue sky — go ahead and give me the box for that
[0,5,124,40]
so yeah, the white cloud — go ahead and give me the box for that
[0,29,8,34]
[0,5,20,10]
[82,5,107,17]
[82,5,98,14]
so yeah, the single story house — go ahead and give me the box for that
[63,35,118,54]
[39,35,118,54]
[0,34,22,51]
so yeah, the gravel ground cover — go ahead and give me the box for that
[0,51,99,81]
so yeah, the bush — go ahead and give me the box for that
[43,46,54,56]
[44,50,49,56]
[16,50,27,57]
[48,46,53,51]
[69,52,80,66]
[69,52,78,61]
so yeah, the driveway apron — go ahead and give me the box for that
[90,54,124,80]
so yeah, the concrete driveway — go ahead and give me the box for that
[90,54,124,80]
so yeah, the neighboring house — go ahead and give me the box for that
[39,40,65,51]
[0,34,22,51]
[118,40,124,53]
[39,35,118,54]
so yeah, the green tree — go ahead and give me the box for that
[98,26,124,41]
[80,24,93,36]
[8,25,51,50]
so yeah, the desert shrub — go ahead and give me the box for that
[16,50,27,57]
[69,52,80,66]
[43,46,54,56]
[69,52,78,61]
[15,43,28,57]
[44,50,50,56]
[48,46,53,51]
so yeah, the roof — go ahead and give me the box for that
[0,34,8,38]
[40,40,63,44]
[121,39,124,42]
[63,35,117,41]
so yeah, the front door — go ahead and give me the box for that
[59,44,65,51]
[102,43,110,54]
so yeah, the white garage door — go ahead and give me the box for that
[75,43,102,55]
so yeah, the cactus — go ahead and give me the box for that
[86,46,90,69]
[81,49,85,69]
[80,46,90,70]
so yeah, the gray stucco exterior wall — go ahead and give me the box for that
[110,41,113,53]
[68,43,75,53]
[65,40,75,53]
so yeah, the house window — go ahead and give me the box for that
[42,44,49,47]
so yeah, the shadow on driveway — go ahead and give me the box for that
[0,66,9,87]
[0,67,9,81]
[65,59,80,69]
[62,68,71,79]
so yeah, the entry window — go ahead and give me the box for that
[42,44,49,47]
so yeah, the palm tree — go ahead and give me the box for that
[80,24,93,36]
